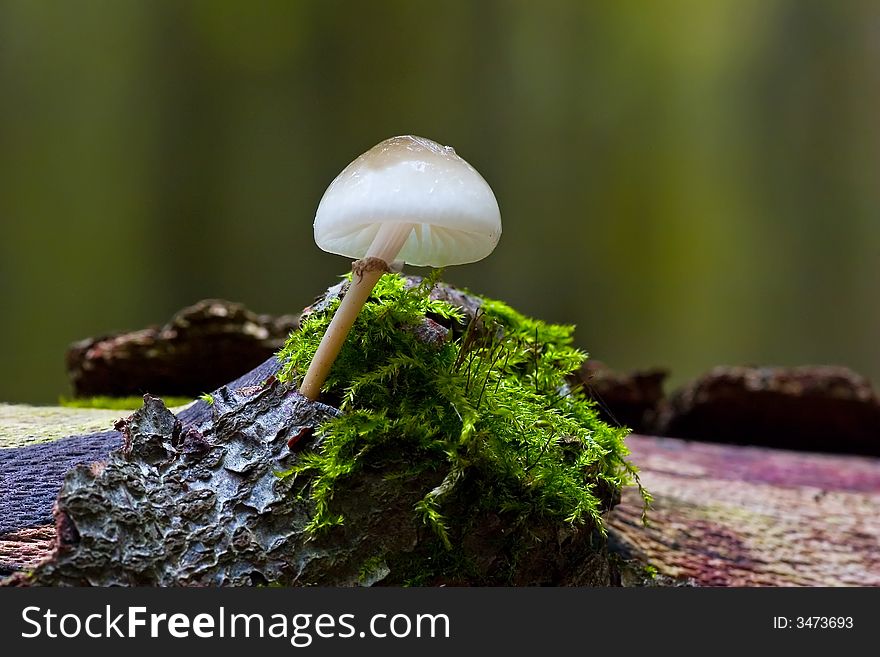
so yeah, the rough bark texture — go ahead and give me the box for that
[66,299,299,398]
[14,384,610,586]
[656,365,880,456]
[0,357,281,541]
[32,388,343,586]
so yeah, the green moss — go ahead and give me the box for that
[59,395,194,410]
[0,403,133,448]
[357,556,389,586]
[277,273,649,578]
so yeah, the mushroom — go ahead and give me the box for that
[299,135,501,400]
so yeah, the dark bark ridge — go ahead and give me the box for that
[66,299,298,398]
[31,387,341,585]
[656,365,880,455]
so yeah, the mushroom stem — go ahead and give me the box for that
[299,222,413,400]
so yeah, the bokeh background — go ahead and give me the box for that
[1,0,878,404]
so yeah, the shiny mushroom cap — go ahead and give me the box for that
[313,135,501,267]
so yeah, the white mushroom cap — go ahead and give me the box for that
[313,135,501,267]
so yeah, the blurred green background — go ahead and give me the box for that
[1,0,878,404]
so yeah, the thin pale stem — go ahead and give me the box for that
[299,222,413,400]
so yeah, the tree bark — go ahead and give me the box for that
[66,299,298,398]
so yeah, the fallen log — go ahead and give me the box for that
[4,279,879,586]
[3,277,626,586]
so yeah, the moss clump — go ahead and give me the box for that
[277,273,648,581]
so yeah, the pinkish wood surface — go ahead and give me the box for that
[5,434,880,585]
[608,435,880,586]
